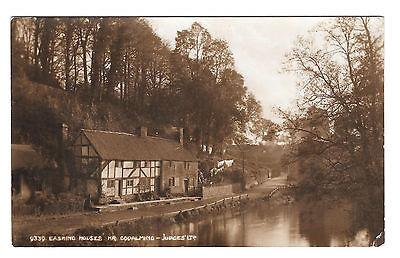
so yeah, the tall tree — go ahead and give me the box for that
[282,17,383,236]
[12,18,266,156]
[61,18,74,91]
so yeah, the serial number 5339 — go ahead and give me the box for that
[29,235,46,242]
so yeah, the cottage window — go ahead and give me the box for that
[81,146,89,156]
[149,160,160,177]
[107,180,115,188]
[82,158,89,166]
[168,177,175,187]
[127,179,133,187]
[115,161,122,168]
[121,179,135,196]
[184,162,190,170]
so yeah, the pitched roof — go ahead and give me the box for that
[82,129,197,162]
[11,144,46,170]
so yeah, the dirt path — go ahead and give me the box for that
[246,177,288,199]
[12,177,288,237]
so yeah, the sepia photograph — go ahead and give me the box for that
[10,15,384,247]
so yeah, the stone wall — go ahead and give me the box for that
[202,183,242,199]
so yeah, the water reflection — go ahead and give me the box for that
[137,200,377,247]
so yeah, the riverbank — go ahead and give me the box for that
[14,178,381,247]
[12,177,291,246]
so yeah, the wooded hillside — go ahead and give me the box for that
[11,17,277,158]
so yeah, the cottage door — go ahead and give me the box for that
[118,180,123,196]
[184,178,189,195]
[155,176,161,194]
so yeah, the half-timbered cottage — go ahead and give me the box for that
[72,127,199,204]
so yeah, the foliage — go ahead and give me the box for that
[281,17,384,236]
[12,192,86,217]
[11,18,266,155]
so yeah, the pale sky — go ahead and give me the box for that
[147,17,330,123]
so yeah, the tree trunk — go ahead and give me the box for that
[82,33,89,86]
[73,52,77,92]
[33,18,40,67]
[64,21,73,91]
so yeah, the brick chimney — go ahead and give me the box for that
[139,126,147,137]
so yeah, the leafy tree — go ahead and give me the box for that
[282,17,383,237]
[12,18,266,157]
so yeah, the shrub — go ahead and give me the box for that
[12,192,86,217]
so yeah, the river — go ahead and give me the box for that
[133,199,376,247]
